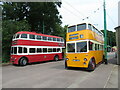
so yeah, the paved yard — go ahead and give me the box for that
[2,53,118,88]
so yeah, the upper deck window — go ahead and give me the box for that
[68,26,76,33]
[43,36,47,40]
[88,24,92,30]
[16,34,20,38]
[61,38,64,42]
[21,34,27,38]
[29,34,35,39]
[57,38,60,42]
[48,37,52,41]
[36,35,42,40]
[77,24,86,31]
[53,38,56,41]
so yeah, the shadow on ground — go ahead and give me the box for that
[13,59,63,67]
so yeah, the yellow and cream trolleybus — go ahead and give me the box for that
[65,23,104,71]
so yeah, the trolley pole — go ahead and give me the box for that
[43,21,45,34]
[103,0,108,64]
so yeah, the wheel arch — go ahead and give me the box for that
[89,57,96,65]
[54,54,59,58]
[18,56,29,64]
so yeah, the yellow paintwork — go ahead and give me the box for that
[66,29,104,68]
[67,29,104,43]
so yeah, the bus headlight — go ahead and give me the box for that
[84,58,87,61]
[66,58,69,61]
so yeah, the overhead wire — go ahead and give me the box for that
[63,0,103,23]
[63,0,85,17]
[59,0,118,29]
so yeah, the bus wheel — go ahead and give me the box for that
[19,57,27,66]
[54,55,59,61]
[88,59,96,71]
[65,61,69,69]
[102,55,105,63]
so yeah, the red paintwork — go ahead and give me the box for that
[12,39,64,47]
[10,31,64,65]
[16,31,62,38]
[10,53,63,64]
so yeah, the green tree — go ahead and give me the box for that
[2,2,62,34]
[2,20,30,62]
[101,30,116,47]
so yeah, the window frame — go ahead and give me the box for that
[21,34,28,39]
[29,48,36,53]
[29,34,35,40]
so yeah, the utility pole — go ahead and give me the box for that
[103,0,108,64]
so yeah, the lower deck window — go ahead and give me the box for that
[53,48,56,52]
[67,43,75,53]
[18,47,22,53]
[37,48,42,53]
[77,42,87,52]
[43,48,47,53]
[67,41,87,53]
[30,48,35,53]
[57,48,60,52]
[48,48,52,52]
[23,47,27,53]
[89,41,94,50]
[14,47,17,54]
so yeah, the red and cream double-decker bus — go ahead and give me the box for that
[10,31,65,66]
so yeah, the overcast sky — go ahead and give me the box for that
[58,0,119,32]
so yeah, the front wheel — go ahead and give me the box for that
[19,57,27,66]
[88,59,96,71]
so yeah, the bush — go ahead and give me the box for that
[2,20,30,63]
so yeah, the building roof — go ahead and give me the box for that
[115,26,120,30]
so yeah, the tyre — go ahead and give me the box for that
[54,55,59,61]
[65,60,68,69]
[102,55,105,63]
[19,57,27,66]
[88,58,96,71]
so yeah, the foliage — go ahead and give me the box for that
[2,2,65,63]
[2,20,30,62]
[101,30,116,47]
[2,2,62,34]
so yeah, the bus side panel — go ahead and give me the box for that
[28,53,63,63]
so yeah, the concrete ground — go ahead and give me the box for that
[105,58,118,88]
[1,52,119,88]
